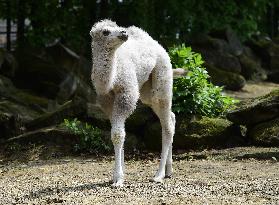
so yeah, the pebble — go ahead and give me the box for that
[0,148,278,204]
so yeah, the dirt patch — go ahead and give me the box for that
[225,81,279,100]
[0,147,278,204]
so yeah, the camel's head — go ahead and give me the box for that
[90,19,128,49]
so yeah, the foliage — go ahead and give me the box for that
[0,0,278,53]
[169,44,237,117]
[63,118,112,153]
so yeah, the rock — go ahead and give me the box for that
[225,27,244,56]
[143,116,244,150]
[191,34,231,53]
[26,97,111,131]
[143,121,161,150]
[0,99,42,124]
[26,98,85,131]
[191,33,242,74]
[14,43,95,103]
[15,52,70,99]
[3,126,80,159]
[0,75,49,139]
[0,48,17,78]
[194,47,242,74]
[267,71,279,83]
[45,42,95,103]
[174,116,243,150]
[210,27,244,56]
[0,112,21,140]
[0,75,48,113]
[238,53,267,81]
[3,124,139,158]
[248,118,279,146]
[86,103,111,130]
[125,132,142,152]
[7,126,79,146]
[126,104,155,134]
[206,64,246,90]
[247,37,279,70]
[227,89,279,126]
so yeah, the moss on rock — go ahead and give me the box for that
[174,116,243,149]
[249,118,279,146]
[143,116,243,150]
[227,89,279,126]
[239,53,267,81]
[206,63,246,90]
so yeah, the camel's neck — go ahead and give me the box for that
[91,43,117,95]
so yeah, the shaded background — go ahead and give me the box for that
[0,0,278,54]
[0,0,279,154]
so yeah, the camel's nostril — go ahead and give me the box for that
[120,30,126,35]
[118,33,128,41]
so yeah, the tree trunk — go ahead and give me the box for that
[98,0,109,19]
[274,6,279,37]
[6,0,11,51]
[16,0,26,49]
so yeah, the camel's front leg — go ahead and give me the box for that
[110,90,138,187]
[111,124,125,187]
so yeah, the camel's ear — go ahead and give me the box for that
[89,28,95,37]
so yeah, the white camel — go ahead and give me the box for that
[90,19,176,187]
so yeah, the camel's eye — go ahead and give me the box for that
[103,30,110,36]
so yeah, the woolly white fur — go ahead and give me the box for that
[90,19,175,187]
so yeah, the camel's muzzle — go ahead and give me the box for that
[118,31,128,41]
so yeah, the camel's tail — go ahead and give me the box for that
[173,68,188,78]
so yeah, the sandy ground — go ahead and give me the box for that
[224,81,279,99]
[0,147,279,205]
[1,82,278,204]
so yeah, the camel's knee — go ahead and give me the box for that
[171,112,176,126]
[162,116,175,144]
[163,129,174,144]
[111,127,125,145]
[114,91,139,117]
[170,112,176,135]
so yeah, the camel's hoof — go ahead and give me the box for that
[165,174,172,179]
[111,178,124,187]
[150,176,164,183]
[112,181,123,187]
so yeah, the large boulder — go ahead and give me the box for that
[248,118,279,146]
[2,126,80,160]
[209,27,244,56]
[238,49,267,81]
[0,48,17,78]
[227,89,279,126]
[206,64,246,90]
[25,98,85,131]
[247,37,279,71]
[190,33,248,91]
[14,43,95,104]
[267,71,279,83]
[143,116,244,150]
[191,34,242,74]
[0,75,49,139]
[0,112,21,140]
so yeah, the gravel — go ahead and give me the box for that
[0,147,279,205]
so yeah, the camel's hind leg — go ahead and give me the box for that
[151,99,175,182]
[165,112,175,178]
[140,78,175,179]
[150,59,175,182]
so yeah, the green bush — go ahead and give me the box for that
[169,44,236,117]
[63,118,112,153]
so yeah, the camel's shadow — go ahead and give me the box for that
[23,181,111,200]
